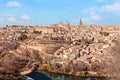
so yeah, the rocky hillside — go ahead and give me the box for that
[0,23,120,79]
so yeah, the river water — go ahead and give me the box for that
[25,71,106,80]
[0,71,106,80]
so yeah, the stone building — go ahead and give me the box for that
[33,26,54,34]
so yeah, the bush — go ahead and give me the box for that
[18,34,27,41]
[100,32,109,36]
[33,30,42,34]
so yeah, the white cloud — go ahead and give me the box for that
[81,13,101,24]
[0,18,4,22]
[6,1,21,7]
[82,18,91,24]
[101,3,120,12]
[82,7,98,13]
[82,0,120,22]
[21,15,30,20]
[90,12,101,20]
[0,14,12,16]
[80,12,101,24]
[115,0,120,2]
[83,1,120,13]
[7,18,16,22]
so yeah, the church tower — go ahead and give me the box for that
[79,18,83,25]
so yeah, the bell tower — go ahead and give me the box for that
[79,18,83,25]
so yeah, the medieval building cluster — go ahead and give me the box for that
[0,19,120,78]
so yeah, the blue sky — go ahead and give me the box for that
[0,0,120,27]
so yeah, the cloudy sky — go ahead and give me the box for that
[0,0,120,27]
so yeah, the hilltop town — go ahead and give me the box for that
[0,20,120,79]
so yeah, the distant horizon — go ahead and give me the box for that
[1,21,120,28]
[0,0,120,27]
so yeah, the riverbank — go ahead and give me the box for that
[0,71,106,80]
[41,71,106,80]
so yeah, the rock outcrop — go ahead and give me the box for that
[0,41,42,76]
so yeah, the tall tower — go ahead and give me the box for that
[79,18,83,25]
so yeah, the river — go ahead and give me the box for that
[0,71,106,80]
[25,71,106,80]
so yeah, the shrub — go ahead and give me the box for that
[18,34,27,41]
[33,30,42,34]
[100,32,109,36]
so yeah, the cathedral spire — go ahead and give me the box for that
[79,18,83,25]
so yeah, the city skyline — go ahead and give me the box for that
[0,0,120,27]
